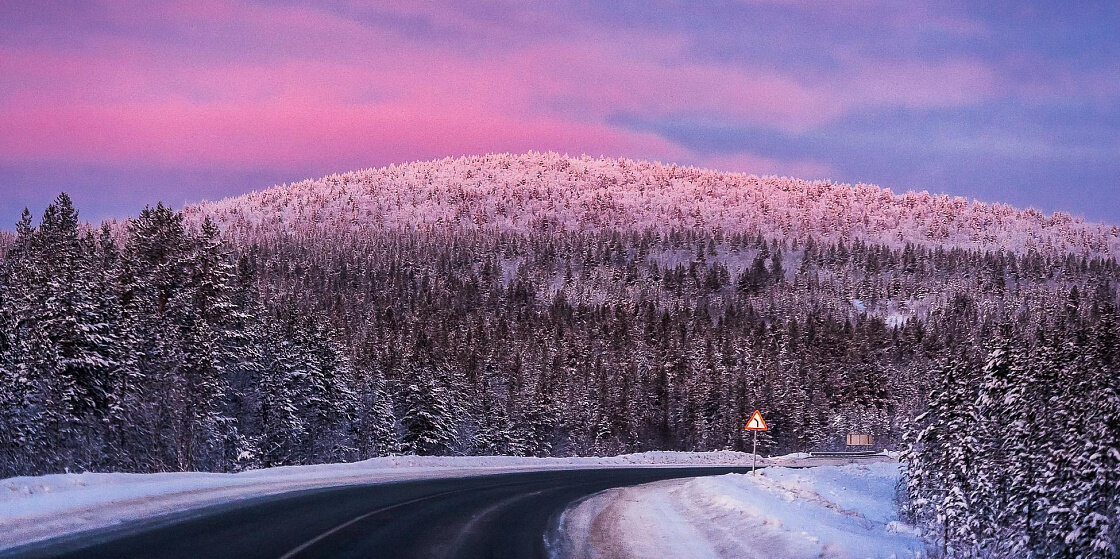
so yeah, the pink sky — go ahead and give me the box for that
[1,1,1118,223]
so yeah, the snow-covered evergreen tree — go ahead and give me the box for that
[399,365,457,456]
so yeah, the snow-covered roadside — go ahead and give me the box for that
[2,450,777,550]
[552,461,924,559]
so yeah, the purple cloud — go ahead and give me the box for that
[0,1,1116,224]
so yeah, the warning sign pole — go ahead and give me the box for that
[752,429,758,474]
[744,410,768,475]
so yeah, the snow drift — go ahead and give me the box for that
[552,461,923,559]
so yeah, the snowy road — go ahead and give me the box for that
[0,467,754,559]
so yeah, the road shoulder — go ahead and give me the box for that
[552,459,925,559]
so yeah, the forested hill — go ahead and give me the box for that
[2,155,1119,555]
[187,152,1120,257]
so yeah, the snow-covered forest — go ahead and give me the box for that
[903,315,1120,557]
[1,153,1118,556]
[188,153,1120,257]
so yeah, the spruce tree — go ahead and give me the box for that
[399,365,457,456]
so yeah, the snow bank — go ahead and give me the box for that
[553,461,924,559]
[0,451,762,550]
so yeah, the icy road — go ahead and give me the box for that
[1,453,918,558]
[1,467,755,558]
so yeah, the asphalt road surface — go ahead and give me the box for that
[3,466,753,559]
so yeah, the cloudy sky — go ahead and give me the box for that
[1,1,1118,225]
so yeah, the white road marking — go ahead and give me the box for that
[444,489,548,554]
[277,488,469,559]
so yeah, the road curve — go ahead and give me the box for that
[2,466,753,559]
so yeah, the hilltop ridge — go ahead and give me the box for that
[188,152,1119,257]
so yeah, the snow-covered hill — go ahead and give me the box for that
[187,152,1119,257]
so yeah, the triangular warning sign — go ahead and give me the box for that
[744,410,768,431]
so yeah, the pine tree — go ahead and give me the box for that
[0,209,38,475]
[972,331,1024,555]
[89,225,140,471]
[353,366,399,458]
[399,365,457,456]
[518,383,557,457]
[291,316,357,463]
[473,389,525,456]
[903,355,982,557]
[258,329,305,467]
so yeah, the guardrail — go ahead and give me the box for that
[807,450,882,458]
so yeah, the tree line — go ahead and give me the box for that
[0,195,395,475]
